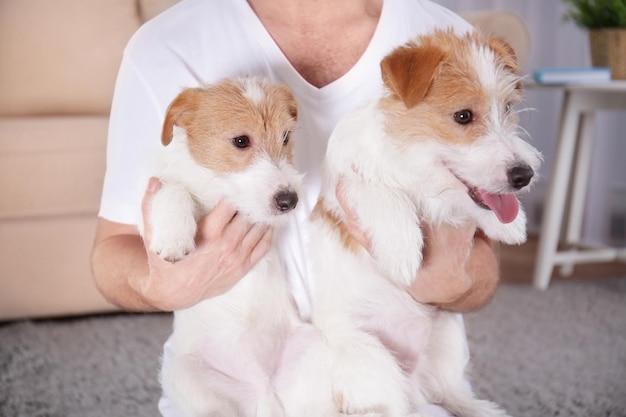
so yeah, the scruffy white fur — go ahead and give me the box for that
[307,30,542,417]
[140,77,328,417]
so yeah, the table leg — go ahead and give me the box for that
[533,91,580,290]
[560,111,595,276]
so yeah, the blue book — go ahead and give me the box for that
[533,67,611,84]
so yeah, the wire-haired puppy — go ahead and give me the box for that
[141,77,317,417]
[308,29,542,417]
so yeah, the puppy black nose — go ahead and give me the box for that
[508,165,534,189]
[274,190,298,212]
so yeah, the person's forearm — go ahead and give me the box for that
[91,234,160,312]
[434,232,500,312]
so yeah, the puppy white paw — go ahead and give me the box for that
[368,205,423,287]
[480,208,527,245]
[148,184,198,263]
[344,179,423,287]
[374,238,423,288]
[150,230,196,263]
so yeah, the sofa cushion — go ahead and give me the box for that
[0,116,108,218]
[0,215,117,320]
[0,0,141,116]
[138,0,181,22]
[0,115,115,320]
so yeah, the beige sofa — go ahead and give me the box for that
[0,1,529,321]
[0,0,179,320]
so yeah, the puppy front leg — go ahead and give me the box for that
[342,178,423,287]
[147,182,198,262]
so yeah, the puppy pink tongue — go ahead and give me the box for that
[476,190,519,224]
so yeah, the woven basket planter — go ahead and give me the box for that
[589,29,626,79]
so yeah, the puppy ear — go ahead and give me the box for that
[277,84,298,121]
[161,88,200,146]
[380,43,446,108]
[488,36,522,89]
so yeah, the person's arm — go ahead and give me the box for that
[407,224,499,313]
[91,178,273,312]
[91,219,157,311]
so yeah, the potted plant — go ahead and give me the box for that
[562,0,626,79]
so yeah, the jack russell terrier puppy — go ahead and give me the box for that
[141,77,325,417]
[307,29,542,417]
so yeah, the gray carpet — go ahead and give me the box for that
[1,278,625,417]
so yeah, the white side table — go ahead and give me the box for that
[533,81,626,290]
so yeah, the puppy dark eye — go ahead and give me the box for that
[453,109,473,124]
[232,135,250,149]
[282,131,291,146]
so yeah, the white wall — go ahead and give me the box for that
[436,0,626,245]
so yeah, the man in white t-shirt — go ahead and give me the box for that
[91,0,501,415]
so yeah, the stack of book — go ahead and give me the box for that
[532,67,611,84]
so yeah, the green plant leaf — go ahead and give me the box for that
[562,0,626,28]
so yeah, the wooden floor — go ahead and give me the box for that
[499,234,626,284]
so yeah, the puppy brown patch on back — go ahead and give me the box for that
[311,198,361,254]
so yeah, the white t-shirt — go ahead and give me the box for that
[100,0,471,415]
[101,0,471,318]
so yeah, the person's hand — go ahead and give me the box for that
[336,182,498,312]
[427,226,499,312]
[407,222,475,305]
[134,178,274,311]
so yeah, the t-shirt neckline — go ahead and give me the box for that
[236,0,391,100]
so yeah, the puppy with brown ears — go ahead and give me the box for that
[143,77,301,262]
[141,77,322,417]
[308,29,542,416]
